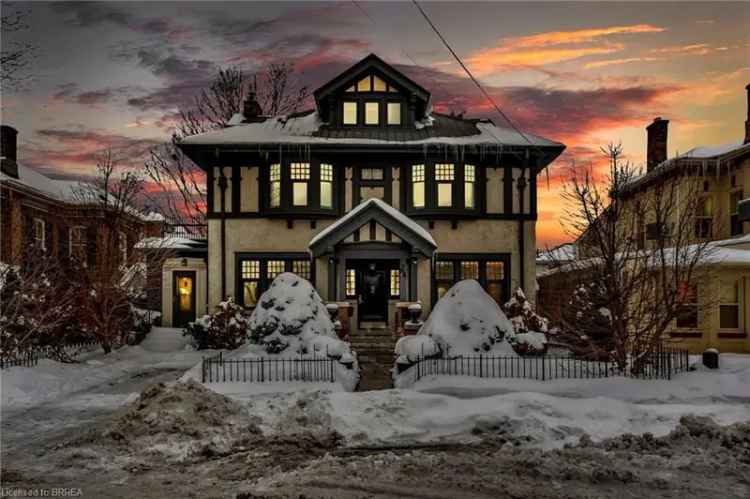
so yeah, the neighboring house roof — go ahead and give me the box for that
[135,236,207,254]
[309,198,437,257]
[181,110,563,149]
[536,243,577,264]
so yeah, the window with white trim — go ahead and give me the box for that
[33,218,45,250]
[720,279,741,330]
[69,226,86,259]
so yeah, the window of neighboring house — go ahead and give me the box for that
[412,164,425,208]
[435,163,454,207]
[387,102,401,125]
[434,261,454,300]
[464,164,476,209]
[33,218,45,250]
[69,226,86,259]
[364,101,379,125]
[389,269,401,298]
[343,102,357,125]
[636,222,646,250]
[290,163,310,206]
[118,231,128,263]
[675,283,698,329]
[730,190,744,236]
[485,261,505,305]
[720,278,741,330]
[238,256,312,308]
[695,196,713,238]
[320,163,333,209]
[346,269,357,298]
[269,163,281,208]
[240,260,261,308]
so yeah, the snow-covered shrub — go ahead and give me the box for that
[247,273,350,357]
[183,298,247,350]
[417,280,517,356]
[503,288,549,355]
[394,334,440,362]
[128,307,159,345]
[559,281,614,360]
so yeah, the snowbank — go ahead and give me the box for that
[418,280,516,355]
[394,334,440,361]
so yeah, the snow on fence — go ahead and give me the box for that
[201,352,337,383]
[0,340,100,369]
[412,346,690,382]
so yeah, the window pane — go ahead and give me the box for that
[361,168,384,180]
[465,182,474,209]
[321,182,332,208]
[320,163,333,181]
[721,280,739,303]
[365,102,379,125]
[676,305,698,328]
[487,282,503,305]
[464,164,475,182]
[486,261,504,280]
[435,261,454,280]
[413,182,424,208]
[293,182,308,206]
[357,76,371,92]
[267,260,284,280]
[346,85,355,92]
[243,282,259,308]
[290,162,309,180]
[412,164,425,182]
[720,305,739,329]
[241,260,260,279]
[438,183,452,207]
[270,181,281,207]
[461,261,479,280]
[343,102,357,125]
[387,102,401,125]
[390,269,400,297]
[346,269,356,297]
[292,260,311,280]
[435,164,454,180]
[373,75,387,91]
[270,163,281,181]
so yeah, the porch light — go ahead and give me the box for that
[181,258,188,267]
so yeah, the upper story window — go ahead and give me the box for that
[343,102,357,125]
[290,163,310,206]
[320,164,333,209]
[435,164,454,207]
[387,102,401,125]
[412,164,425,208]
[340,73,404,127]
[695,196,713,239]
[270,163,281,208]
[407,161,480,214]
[730,189,743,236]
[464,165,476,209]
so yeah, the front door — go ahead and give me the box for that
[353,260,395,323]
[173,271,196,327]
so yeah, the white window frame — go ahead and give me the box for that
[719,278,743,331]
[33,218,46,250]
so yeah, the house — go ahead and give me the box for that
[173,54,565,334]
[538,83,750,353]
[536,243,577,274]
[1,124,166,302]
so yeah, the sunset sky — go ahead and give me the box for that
[3,1,749,247]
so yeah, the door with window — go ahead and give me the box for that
[347,260,399,323]
[173,271,196,327]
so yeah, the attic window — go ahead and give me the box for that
[357,76,371,92]
[373,75,387,92]
[387,102,401,125]
[346,85,355,92]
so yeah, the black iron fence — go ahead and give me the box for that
[412,345,690,382]
[0,341,100,369]
[164,223,207,240]
[201,352,337,383]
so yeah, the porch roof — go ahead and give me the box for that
[308,198,437,257]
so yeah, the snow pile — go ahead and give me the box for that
[416,280,517,356]
[394,334,440,362]
[247,273,351,358]
[102,380,260,462]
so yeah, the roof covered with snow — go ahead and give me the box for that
[0,161,84,202]
[536,243,577,264]
[309,198,437,256]
[180,110,563,149]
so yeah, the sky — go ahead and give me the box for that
[2,1,749,247]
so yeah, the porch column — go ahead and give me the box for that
[327,250,337,301]
[409,253,418,301]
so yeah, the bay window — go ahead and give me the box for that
[269,163,281,208]
[435,163,454,207]
[464,164,476,209]
[412,164,425,208]
[264,162,336,212]
[320,163,333,209]
[407,162,479,213]
[290,163,309,206]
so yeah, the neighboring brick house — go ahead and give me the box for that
[0,124,165,273]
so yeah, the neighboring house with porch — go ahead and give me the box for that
[538,83,750,353]
[172,54,565,338]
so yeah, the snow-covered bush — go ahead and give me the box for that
[128,307,159,345]
[247,273,349,357]
[394,334,440,362]
[184,298,247,350]
[416,280,517,356]
[558,281,614,360]
[503,288,549,355]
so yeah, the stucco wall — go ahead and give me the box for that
[161,257,208,327]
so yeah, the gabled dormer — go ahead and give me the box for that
[314,54,431,129]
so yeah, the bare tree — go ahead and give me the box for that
[1,3,35,90]
[70,151,172,353]
[144,63,310,225]
[556,143,714,369]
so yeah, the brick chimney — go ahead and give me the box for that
[242,80,264,123]
[646,117,669,171]
[1,125,19,179]
[744,83,750,144]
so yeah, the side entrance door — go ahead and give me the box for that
[173,270,196,327]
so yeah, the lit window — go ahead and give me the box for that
[390,269,400,297]
[69,226,86,259]
[365,102,379,125]
[412,164,425,208]
[346,269,357,297]
[435,261,454,300]
[357,76,371,92]
[267,260,285,280]
[676,283,698,329]
[320,163,333,209]
[461,261,479,280]
[269,163,281,208]
[464,164,475,209]
[240,260,260,308]
[290,163,309,206]
[33,218,45,250]
[720,279,741,329]
[486,261,505,305]
[387,102,401,125]
[292,260,311,280]
[241,260,260,279]
[435,163,454,207]
[361,168,384,180]
[343,102,357,125]
[373,75,387,92]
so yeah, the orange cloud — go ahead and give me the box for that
[650,43,711,55]
[466,24,665,75]
[584,57,661,69]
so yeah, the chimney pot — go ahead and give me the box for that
[242,84,264,123]
[1,125,19,179]
[646,118,669,171]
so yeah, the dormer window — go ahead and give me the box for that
[365,102,379,125]
[343,102,357,125]
[387,102,401,125]
[290,162,310,206]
